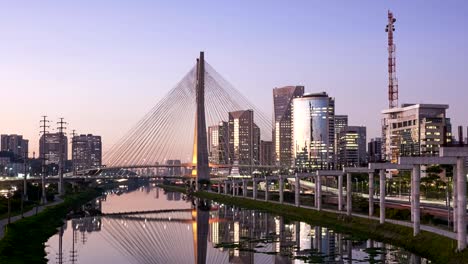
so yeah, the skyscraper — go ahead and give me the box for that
[382,103,451,162]
[1,134,28,159]
[337,126,367,168]
[334,115,348,166]
[273,86,304,167]
[40,133,67,166]
[228,110,260,171]
[208,121,229,165]
[292,92,335,170]
[72,134,102,171]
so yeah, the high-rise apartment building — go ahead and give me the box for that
[273,86,304,167]
[72,134,102,171]
[260,140,274,166]
[1,134,28,158]
[39,133,68,166]
[382,104,452,162]
[368,137,383,162]
[228,110,260,170]
[292,92,335,170]
[208,121,230,165]
[337,126,367,168]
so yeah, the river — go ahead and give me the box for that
[46,184,429,263]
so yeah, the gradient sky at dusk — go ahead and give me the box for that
[1,0,467,156]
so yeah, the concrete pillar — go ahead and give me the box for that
[317,175,322,211]
[412,165,421,236]
[242,179,247,197]
[346,172,352,216]
[253,180,257,200]
[264,176,269,201]
[379,169,386,224]
[453,165,458,233]
[224,182,228,195]
[369,172,374,217]
[338,174,343,211]
[456,157,466,251]
[232,181,235,196]
[295,174,300,207]
[279,175,284,204]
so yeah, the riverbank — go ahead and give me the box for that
[0,188,102,264]
[161,185,468,264]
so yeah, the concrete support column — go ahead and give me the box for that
[232,181,235,196]
[218,182,221,194]
[264,177,269,201]
[317,175,322,211]
[253,180,257,200]
[346,173,352,216]
[369,172,374,217]
[412,165,421,236]
[456,157,466,251]
[242,179,247,197]
[295,174,300,207]
[279,175,284,204]
[453,166,458,233]
[338,174,343,211]
[224,182,228,195]
[379,169,386,224]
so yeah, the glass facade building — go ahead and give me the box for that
[228,110,260,172]
[337,126,367,168]
[292,92,335,170]
[208,121,229,165]
[273,86,304,167]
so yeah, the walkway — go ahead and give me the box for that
[0,196,63,239]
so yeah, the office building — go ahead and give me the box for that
[337,126,367,168]
[208,121,229,164]
[382,104,452,162]
[72,134,102,171]
[334,115,348,166]
[273,86,304,167]
[1,134,28,158]
[260,140,274,166]
[228,110,260,170]
[39,133,67,166]
[292,92,335,170]
[368,137,383,162]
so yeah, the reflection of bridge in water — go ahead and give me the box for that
[51,197,425,264]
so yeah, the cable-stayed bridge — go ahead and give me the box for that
[99,52,272,184]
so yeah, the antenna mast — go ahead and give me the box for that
[386,10,398,109]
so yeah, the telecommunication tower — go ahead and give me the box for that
[386,10,398,109]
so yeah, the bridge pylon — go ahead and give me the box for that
[192,51,210,189]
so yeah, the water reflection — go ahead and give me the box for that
[46,185,429,263]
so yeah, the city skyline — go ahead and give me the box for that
[1,1,467,155]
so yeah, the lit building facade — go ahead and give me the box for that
[72,134,102,171]
[39,133,68,166]
[273,86,304,167]
[208,121,229,165]
[382,104,452,163]
[228,110,260,170]
[1,134,28,158]
[292,92,335,170]
[337,126,367,168]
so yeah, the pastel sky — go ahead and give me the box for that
[0,0,467,157]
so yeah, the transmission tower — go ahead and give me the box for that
[39,116,50,205]
[57,118,67,196]
[71,129,77,176]
[386,10,398,109]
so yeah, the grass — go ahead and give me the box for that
[0,188,102,264]
[161,185,468,264]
